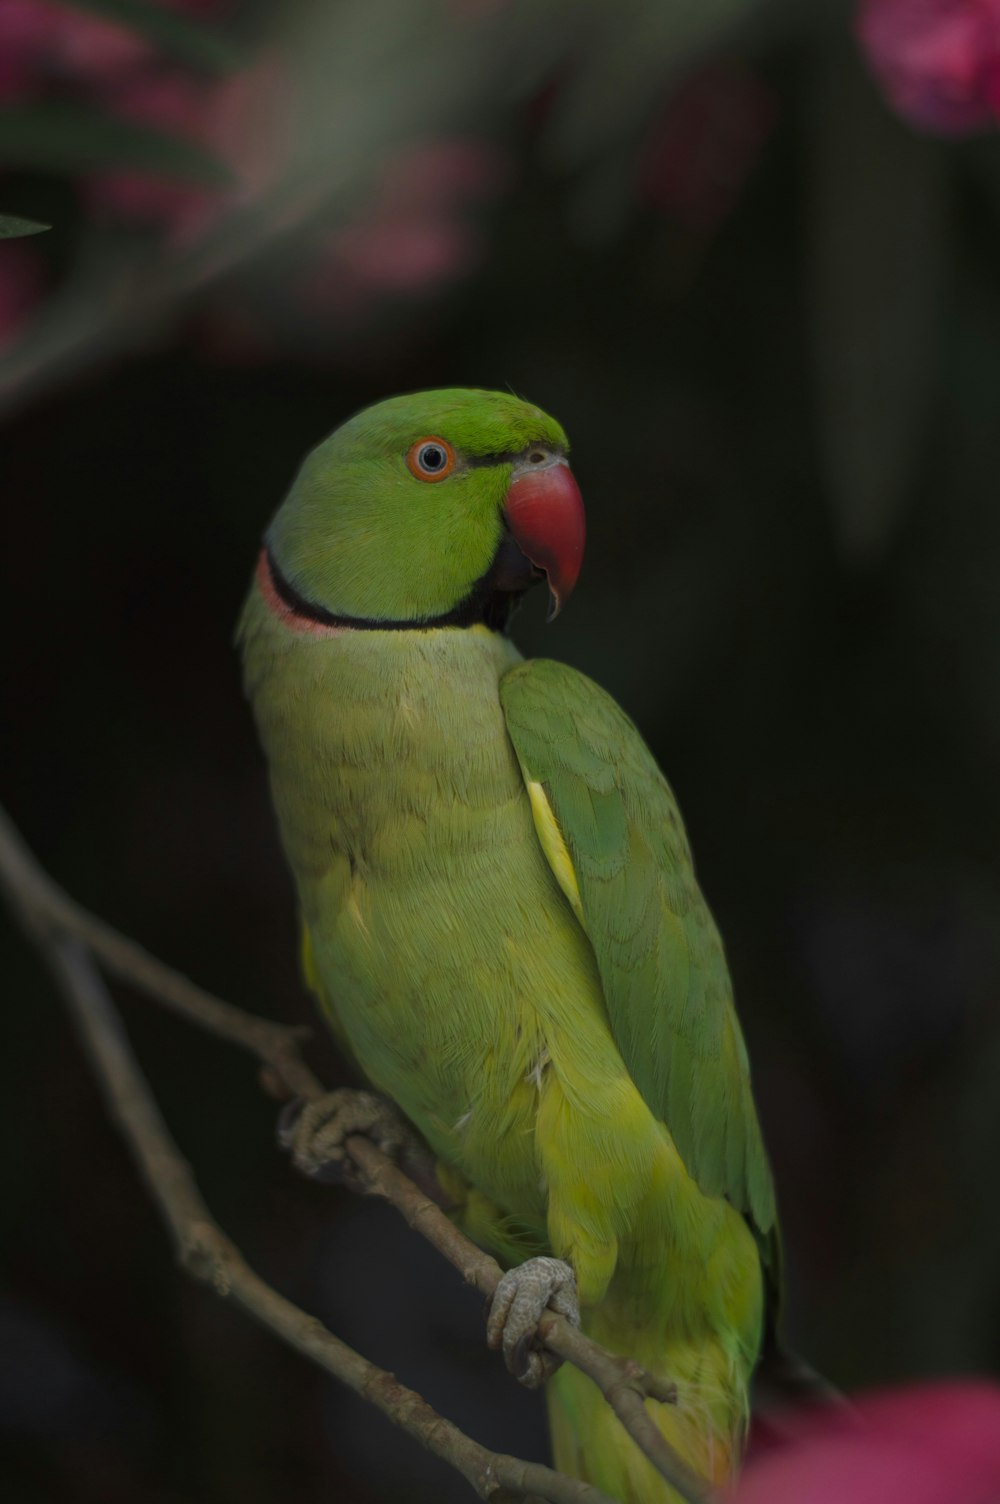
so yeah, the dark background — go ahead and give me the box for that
[3,2,1000,1501]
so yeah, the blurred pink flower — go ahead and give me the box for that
[85,70,217,224]
[1,2,508,345]
[198,49,289,206]
[638,67,778,234]
[0,0,147,98]
[0,240,44,349]
[736,1383,1000,1504]
[0,0,232,101]
[856,0,1000,135]
[1,0,252,229]
[379,139,509,211]
[85,47,290,233]
[304,140,509,312]
[316,220,480,296]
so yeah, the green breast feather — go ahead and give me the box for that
[499,657,776,1245]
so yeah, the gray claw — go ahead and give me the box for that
[278,1088,407,1185]
[486,1256,580,1389]
[276,1097,304,1150]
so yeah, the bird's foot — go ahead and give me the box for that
[277,1088,410,1190]
[486,1256,580,1389]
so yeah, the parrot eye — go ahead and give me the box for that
[407,436,457,482]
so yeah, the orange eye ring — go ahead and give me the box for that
[406,436,457,482]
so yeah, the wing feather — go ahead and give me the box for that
[500,657,776,1240]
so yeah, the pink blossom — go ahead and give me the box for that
[315,220,479,298]
[0,0,231,101]
[637,67,778,233]
[304,140,509,313]
[198,50,290,206]
[0,0,249,230]
[378,140,509,213]
[0,0,510,340]
[855,0,1000,135]
[85,70,218,225]
[0,0,147,99]
[736,1383,1000,1504]
[84,48,289,234]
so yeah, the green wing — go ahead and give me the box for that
[500,657,776,1241]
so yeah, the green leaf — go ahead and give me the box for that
[0,103,233,185]
[0,214,51,239]
[62,0,242,73]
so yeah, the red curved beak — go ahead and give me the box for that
[503,460,586,619]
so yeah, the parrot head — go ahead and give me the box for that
[263,388,585,630]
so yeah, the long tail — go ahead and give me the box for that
[546,1303,753,1503]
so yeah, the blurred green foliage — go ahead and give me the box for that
[2,1,1000,1501]
[0,213,50,236]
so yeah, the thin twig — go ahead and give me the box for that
[348,1137,714,1504]
[8,878,616,1504]
[0,803,716,1504]
[0,804,320,1096]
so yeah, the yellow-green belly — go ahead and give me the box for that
[241,605,762,1351]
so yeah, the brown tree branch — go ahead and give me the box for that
[42,931,614,1504]
[1,817,617,1504]
[347,1137,715,1504]
[0,804,318,1095]
[0,803,716,1504]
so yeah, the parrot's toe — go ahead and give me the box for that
[277,1088,408,1187]
[486,1256,580,1389]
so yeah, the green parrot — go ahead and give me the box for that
[238,388,777,1502]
